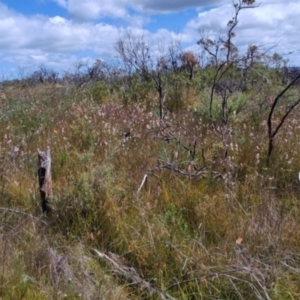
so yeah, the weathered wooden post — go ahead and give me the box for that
[37,146,53,214]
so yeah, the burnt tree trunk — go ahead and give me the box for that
[38,147,53,214]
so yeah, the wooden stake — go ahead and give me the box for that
[38,146,53,214]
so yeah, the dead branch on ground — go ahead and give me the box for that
[91,248,177,300]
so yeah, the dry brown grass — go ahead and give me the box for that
[0,79,300,299]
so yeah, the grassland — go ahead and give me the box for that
[0,73,300,299]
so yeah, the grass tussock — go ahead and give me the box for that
[0,79,300,300]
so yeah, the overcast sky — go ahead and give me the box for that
[0,0,299,78]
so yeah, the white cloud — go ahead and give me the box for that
[30,54,49,63]
[0,0,300,77]
[52,0,226,21]
[0,1,179,72]
[184,0,300,64]
[131,0,226,12]
[49,16,67,24]
[54,0,130,21]
[0,1,121,69]
[53,0,67,8]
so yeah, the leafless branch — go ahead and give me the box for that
[91,248,177,300]
[266,72,300,165]
[0,207,48,225]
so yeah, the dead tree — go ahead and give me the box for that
[38,147,53,214]
[266,73,300,165]
[197,0,258,118]
[115,32,180,119]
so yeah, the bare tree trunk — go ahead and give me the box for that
[266,73,300,165]
[159,87,164,120]
[38,147,53,214]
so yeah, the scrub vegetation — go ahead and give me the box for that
[0,1,300,299]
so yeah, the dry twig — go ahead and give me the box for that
[91,248,177,300]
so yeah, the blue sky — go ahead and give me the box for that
[0,0,299,79]
[2,0,67,17]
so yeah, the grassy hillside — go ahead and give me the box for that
[0,72,300,299]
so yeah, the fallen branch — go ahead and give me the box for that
[137,174,148,194]
[0,207,48,225]
[156,159,207,178]
[91,248,177,300]
[154,121,197,160]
